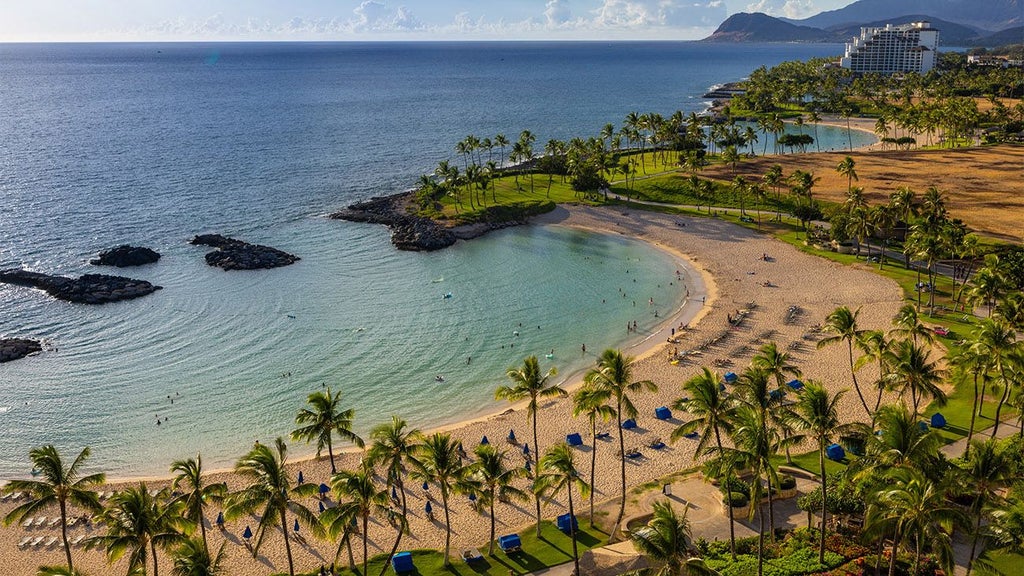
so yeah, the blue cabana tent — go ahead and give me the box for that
[318,483,330,497]
[654,406,672,420]
[723,372,738,383]
[566,433,583,446]
[918,421,930,432]
[930,413,947,428]
[786,379,805,391]
[498,534,523,552]
[507,429,517,443]
[215,511,224,527]
[825,443,845,461]
[557,513,578,533]
[622,418,637,430]
[392,551,414,573]
[294,519,300,533]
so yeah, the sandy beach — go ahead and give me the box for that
[0,205,904,575]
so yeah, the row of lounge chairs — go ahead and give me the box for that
[1,491,26,503]
[17,533,88,550]
[20,514,92,530]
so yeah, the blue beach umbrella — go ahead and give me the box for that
[319,483,330,496]
[294,519,300,533]
[422,481,430,491]
[242,525,252,540]
[469,492,477,502]
[392,487,399,500]
[297,471,304,484]
[523,444,530,456]
[524,460,531,472]
[318,501,326,513]
[481,435,489,445]
[425,501,433,514]
[216,511,224,527]
[507,429,516,443]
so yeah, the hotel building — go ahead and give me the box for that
[840,21,939,74]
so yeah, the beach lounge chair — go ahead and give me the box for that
[930,413,947,429]
[461,548,484,562]
[44,536,59,548]
[622,418,637,430]
[654,406,672,420]
[626,448,643,459]
[22,517,34,529]
[557,513,578,534]
[70,534,86,547]
[649,439,666,450]
[566,433,583,446]
[825,443,845,461]
[595,431,611,440]
[34,516,47,528]
[29,536,45,548]
[392,551,415,573]
[48,517,61,528]
[498,534,522,553]
[17,536,32,549]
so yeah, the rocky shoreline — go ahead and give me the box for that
[0,270,162,304]
[329,191,532,251]
[90,245,161,267]
[190,234,300,270]
[0,338,42,363]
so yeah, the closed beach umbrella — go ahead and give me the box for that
[481,435,489,445]
[525,460,531,472]
[425,501,433,514]
[319,483,330,496]
[294,519,300,533]
[297,471,304,484]
[469,492,477,502]
[243,525,252,540]
[507,429,516,443]
[391,486,399,500]
[215,511,224,527]
[318,501,326,513]
[523,444,530,456]
[422,481,429,491]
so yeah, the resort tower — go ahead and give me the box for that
[840,21,939,74]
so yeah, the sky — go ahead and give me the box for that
[0,0,857,42]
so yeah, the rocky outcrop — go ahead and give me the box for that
[0,269,162,304]
[330,193,457,251]
[190,235,300,270]
[0,338,42,363]
[90,245,161,267]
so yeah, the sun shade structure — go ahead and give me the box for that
[498,534,522,552]
[723,372,738,383]
[654,406,672,420]
[786,379,805,391]
[621,418,637,430]
[392,551,415,573]
[930,413,947,428]
[557,513,578,533]
[566,433,583,446]
[826,443,846,461]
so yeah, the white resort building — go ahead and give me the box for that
[840,21,939,74]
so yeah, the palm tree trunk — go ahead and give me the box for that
[489,495,496,556]
[992,368,1011,437]
[281,510,295,576]
[590,418,597,528]
[328,437,336,474]
[569,484,580,576]
[442,487,452,567]
[966,372,980,457]
[818,442,827,565]
[767,480,776,545]
[615,401,627,534]
[967,510,984,576]
[914,533,922,575]
[847,341,871,418]
[151,540,160,576]
[362,514,369,576]
[60,499,73,571]
[714,426,736,560]
[198,506,209,552]
[347,532,356,569]
[888,533,900,576]
[532,406,542,537]
[757,500,765,576]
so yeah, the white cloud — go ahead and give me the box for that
[544,0,574,26]
[593,0,727,29]
[745,0,816,18]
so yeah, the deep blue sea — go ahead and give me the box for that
[0,42,873,478]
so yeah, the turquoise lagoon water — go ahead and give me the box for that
[0,42,873,477]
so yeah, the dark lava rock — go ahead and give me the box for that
[190,235,299,270]
[0,338,43,363]
[0,269,162,304]
[330,193,456,252]
[90,245,161,267]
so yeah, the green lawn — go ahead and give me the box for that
[286,521,609,576]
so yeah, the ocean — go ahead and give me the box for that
[0,41,874,478]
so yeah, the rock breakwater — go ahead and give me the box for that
[330,193,457,251]
[190,234,300,270]
[0,269,162,304]
[0,338,42,363]
[90,245,161,267]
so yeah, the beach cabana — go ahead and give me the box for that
[654,406,672,420]
[719,383,727,392]
[468,492,477,504]
[918,421,929,432]
[622,418,637,430]
[391,487,399,501]
[566,433,583,446]
[825,443,845,461]
[786,379,805,392]
[769,389,785,401]
[297,471,304,484]
[557,513,578,534]
[498,534,523,553]
[930,413,947,429]
[480,435,489,445]
[683,431,700,440]
[318,483,330,499]
[392,551,415,573]
[507,429,517,444]
[723,372,738,384]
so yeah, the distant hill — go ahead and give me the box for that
[974,26,1024,47]
[703,12,838,43]
[827,16,988,46]
[781,0,1021,33]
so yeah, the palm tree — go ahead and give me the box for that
[171,538,226,576]
[534,443,591,576]
[364,416,419,575]
[888,303,935,347]
[807,110,821,152]
[494,134,509,168]
[585,348,658,533]
[817,306,871,417]
[36,568,93,576]
[169,455,226,555]
[867,468,965,576]
[947,344,992,455]
[861,403,943,471]
[884,339,948,415]
[471,444,529,555]
[835,156,857,192]
[324,465,389,576]
[291,387,364,474]
[496,355,565,536]
[89,485,186,576]
[224,438,320,576]
[2,446,104,573]
[972,317,1020,437]
[960,438,1016,575]
[624,500,719,576]
[410,432,469,567]
[788,382,861,564]
[572,384,615,527]
[855,329,892,412]
[670,368,737,559]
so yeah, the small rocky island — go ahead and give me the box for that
[190,234,300,270]
[0,338,43,363]
[90,245,161,267]
[0,269,162,304]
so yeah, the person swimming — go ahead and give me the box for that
[435,375,444,382]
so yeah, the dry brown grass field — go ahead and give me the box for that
[699,144,1024,242]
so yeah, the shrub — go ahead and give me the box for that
[720,475,751,498]
[778,474,797,490]
[727,491,749,508]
